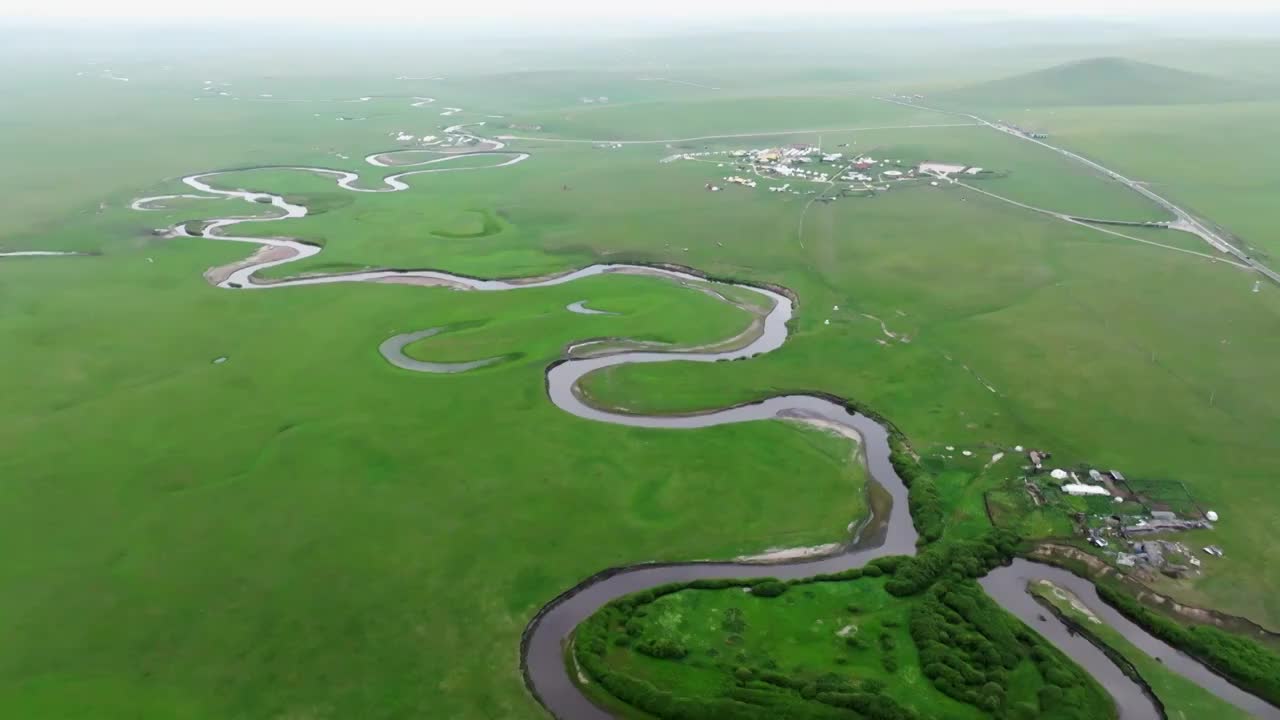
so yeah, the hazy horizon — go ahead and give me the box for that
[5,0,1280,23]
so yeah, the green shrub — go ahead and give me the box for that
[861,678,887,694]
[751,580,789,598]
[890,437,945,544]
[808,568,862,583]
[878,632,896,651]
[636,637,688,660]
[815,690,921,720]
[885,529,1019,597]
[722,607,748,633]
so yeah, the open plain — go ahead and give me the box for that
[4,17,1280,720]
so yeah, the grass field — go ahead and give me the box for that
[0,247,872,719]
[4,24,1280,720]
[573,170,1280,626]
[582,576,990,719]
[573,555,1117,720]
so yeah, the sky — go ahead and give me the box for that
[4,0,1278,20]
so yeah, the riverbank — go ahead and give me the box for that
[1029,579,1252,720]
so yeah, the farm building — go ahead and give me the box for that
[919,162,967,176]
[1062,483,1111,496]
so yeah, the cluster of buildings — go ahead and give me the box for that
[579,96,610,104]
[918,162,985,178]
[390,131,441,146]
[1118,539,1201,576]
[773,164,832,182]
[1032,455,1135,512]
[1021,449,1225,579]
[1043,465,1128,498]
[1116,538,1225,579]
[1124,510,1210,535]
[667,143,992,200]
[720,146,915,193]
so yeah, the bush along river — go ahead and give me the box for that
[122,124,1280,720]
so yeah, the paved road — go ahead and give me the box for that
[956,180,1251,269]
[876,96,1280,284]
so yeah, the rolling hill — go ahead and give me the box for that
[943,57,1260,107]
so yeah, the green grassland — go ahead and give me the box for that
[4,27,1280,720]
[1028,581,1252,720]
[23,82,1280,699]
[573,546,1116,720]
[0,246,872,719]
[573,173,1280,626]
[583,576,990,719]
[182,125,1170,286]
[1073,222,1236,256]
[430,208,504,238]
[398,275,762,363]
[507,96,950,141]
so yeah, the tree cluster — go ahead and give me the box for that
[889,438,945,544]
[884,529,1020,597]
[910,579,1109,719]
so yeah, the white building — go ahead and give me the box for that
[919,162,967,176]
[1062,483,1111,497]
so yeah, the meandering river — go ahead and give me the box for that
[118,125,1279,720]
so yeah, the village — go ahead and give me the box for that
[663,142,992,198]
[1019,448,1225,581]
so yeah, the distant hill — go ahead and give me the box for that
[943,57,1258,107]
